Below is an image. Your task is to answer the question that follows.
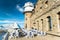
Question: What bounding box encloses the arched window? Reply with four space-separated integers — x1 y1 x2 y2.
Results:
41 19 43 31
26 18 27 20
57 12 60 27
47 16 52 31
37 20 39 30
57 12 60 19
33 22 36 27
25 24 27 29
41 19 43 24
45 0 48 8
45 0 48 5
40 6 42 9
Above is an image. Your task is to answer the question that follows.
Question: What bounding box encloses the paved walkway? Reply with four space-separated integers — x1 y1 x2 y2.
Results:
8 34 60 40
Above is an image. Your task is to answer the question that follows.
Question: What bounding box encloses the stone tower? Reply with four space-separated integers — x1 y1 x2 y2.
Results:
24 2 34 30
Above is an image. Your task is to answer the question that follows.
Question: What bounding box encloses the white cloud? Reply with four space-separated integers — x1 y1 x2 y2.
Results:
0 20 12 23
16 5 24 12
0 20 24 24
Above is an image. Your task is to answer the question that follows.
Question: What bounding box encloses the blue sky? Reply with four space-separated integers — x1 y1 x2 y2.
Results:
0 0 37 28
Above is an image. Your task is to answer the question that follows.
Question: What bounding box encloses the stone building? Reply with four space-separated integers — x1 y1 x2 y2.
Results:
24 0 60 35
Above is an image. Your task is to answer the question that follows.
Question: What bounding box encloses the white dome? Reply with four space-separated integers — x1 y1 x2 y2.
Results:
24 2 34 7
24 2 34 12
